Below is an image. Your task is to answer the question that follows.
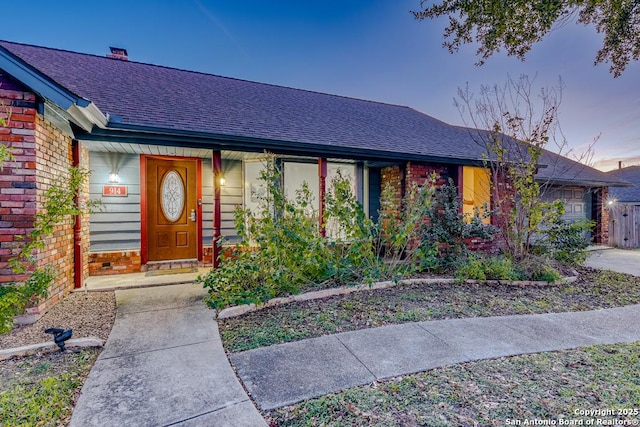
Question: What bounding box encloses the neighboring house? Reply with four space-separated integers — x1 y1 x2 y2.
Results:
606 166 640 247
0 40 627 321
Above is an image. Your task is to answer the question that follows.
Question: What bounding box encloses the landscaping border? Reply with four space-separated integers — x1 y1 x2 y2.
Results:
216 275 579 319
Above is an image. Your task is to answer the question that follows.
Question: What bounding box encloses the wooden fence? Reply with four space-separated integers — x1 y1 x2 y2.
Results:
608 204 640 248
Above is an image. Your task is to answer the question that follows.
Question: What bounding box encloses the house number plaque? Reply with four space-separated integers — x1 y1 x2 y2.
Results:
102 185 128 197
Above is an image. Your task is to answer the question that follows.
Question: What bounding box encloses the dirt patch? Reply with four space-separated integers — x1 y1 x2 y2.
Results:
0 290 116 351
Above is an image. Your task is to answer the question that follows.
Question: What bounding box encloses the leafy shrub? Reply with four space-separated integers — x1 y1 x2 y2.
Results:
543 218 593 266
0 167 100 334
199 158 331 309
0 267 55 333
455 255 520 281
199 157 437 310
376 178 437 275
323 170 379 285
516 256 562 282
422 179 497 270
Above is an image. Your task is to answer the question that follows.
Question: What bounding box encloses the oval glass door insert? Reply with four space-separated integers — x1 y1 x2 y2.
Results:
160 170 185 222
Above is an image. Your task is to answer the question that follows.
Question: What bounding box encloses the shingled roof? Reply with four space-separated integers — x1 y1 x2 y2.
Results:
606 166 640 202
0 40 626 187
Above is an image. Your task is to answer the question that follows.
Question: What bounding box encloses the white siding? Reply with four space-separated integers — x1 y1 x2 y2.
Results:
89 152 141 251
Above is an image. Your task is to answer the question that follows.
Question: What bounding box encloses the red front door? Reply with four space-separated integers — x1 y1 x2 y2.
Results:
144 157 200 262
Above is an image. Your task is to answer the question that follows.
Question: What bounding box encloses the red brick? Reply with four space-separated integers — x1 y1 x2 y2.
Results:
0 90 24 100
10 113 36 123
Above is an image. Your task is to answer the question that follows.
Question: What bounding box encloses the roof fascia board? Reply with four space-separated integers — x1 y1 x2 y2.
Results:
81 126 488 166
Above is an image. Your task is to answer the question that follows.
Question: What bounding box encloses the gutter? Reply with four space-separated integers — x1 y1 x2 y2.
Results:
83 123 491 167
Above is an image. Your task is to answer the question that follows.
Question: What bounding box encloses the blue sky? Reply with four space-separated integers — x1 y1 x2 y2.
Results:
3 0 639 170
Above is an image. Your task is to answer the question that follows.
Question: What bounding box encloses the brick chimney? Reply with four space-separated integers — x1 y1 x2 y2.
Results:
106 46 128 61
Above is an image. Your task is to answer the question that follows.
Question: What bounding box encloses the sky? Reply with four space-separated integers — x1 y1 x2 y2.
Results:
2 0 639 171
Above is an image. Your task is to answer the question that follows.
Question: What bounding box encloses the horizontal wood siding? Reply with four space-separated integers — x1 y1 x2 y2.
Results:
202 159 241 245
89 152 141 251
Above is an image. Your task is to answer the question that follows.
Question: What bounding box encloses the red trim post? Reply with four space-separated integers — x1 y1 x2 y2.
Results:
212 151 222 268
72 141 83 288
318 158 328 237
196 158 203 261
457 165 464 214
140 155 148 265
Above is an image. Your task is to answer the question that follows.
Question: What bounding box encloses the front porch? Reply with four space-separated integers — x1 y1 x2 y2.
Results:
79 267 211 292
81 140 477 281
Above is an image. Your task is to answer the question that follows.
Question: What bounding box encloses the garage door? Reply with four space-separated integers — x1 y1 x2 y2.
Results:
542 186 592 223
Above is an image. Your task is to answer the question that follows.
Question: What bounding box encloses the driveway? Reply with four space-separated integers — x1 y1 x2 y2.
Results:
585 248 640 276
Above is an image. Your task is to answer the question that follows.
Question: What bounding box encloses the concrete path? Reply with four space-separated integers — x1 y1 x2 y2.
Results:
231 304 640 411
70 283 266 427
585 248 640 276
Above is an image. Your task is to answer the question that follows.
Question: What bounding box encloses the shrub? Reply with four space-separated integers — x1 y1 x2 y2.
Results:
199 157 437 310
0 168 100 334
200 157 331 309
543 218 593 266
376 178 437 275
422 179 497 270
455 255 520 281
516 256 562 282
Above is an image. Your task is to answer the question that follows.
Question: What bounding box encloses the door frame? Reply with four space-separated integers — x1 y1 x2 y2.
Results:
140 154 203 265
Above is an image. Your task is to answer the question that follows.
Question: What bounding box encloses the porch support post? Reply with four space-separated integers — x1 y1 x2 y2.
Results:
457 165 464 215
355 162 364 205
212 151 222 268
318 158 327 237
72 140 83 288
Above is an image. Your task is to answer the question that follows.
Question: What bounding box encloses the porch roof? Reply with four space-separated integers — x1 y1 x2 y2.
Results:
0 40 628 187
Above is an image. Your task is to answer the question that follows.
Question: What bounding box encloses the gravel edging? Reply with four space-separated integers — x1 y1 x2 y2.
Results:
216 275 578 319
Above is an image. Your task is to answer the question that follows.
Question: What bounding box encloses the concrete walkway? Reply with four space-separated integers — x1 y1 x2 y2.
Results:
585 247 640 276
70 283 266 427
231 304 640 411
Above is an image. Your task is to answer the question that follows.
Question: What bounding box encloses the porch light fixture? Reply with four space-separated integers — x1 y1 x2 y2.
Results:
109 171 120 183
219 176 226 186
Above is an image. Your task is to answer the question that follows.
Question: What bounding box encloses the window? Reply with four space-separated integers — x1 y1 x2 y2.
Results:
243 159 359 235
462 166 491 224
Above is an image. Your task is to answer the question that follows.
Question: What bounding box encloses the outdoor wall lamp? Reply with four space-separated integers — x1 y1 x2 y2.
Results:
109 171 120 183
219 176 226 186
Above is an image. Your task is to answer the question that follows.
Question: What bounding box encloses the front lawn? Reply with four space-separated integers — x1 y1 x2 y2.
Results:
219 268 640 352
267 341 640 426
0 350 99 427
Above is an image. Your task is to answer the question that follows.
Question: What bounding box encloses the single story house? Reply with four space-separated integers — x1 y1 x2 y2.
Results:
0 40 626 321
605 166 640 247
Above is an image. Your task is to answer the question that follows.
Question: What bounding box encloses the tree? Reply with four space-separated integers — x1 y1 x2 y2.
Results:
456 75 582 260
413 0 640 77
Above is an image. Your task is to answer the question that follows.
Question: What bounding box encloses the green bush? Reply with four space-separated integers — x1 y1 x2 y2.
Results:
199 158 331 310
199 157 437 310
422 179 497 270
0 168 100 334
543 218 593 266
455 255 520 281
516 256 562 282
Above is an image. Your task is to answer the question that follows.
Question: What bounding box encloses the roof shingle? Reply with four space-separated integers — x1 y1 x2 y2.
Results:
0 40 626 187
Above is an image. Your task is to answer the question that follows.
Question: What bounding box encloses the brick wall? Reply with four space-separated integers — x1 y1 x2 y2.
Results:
0 71 83 323
380 162 501 255
88 251 141 275
22 115 76 321
596 187 609 244
0 73 37 286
